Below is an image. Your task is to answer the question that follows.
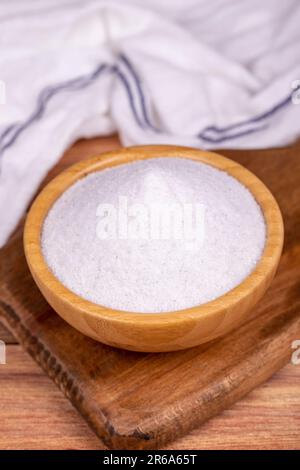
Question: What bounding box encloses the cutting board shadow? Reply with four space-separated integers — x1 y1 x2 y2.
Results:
0 142 300 449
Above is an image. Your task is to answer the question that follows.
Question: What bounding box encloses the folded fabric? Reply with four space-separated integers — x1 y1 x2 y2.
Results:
1 0 300 247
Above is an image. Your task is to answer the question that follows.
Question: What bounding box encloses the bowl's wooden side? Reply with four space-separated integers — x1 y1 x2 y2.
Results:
23 145 284 352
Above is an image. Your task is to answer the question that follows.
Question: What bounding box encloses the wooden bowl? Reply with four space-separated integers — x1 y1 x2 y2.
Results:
24 145 284 352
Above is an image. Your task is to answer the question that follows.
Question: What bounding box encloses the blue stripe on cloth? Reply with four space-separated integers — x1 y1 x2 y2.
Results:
0 124 18 147
119 54 160 132
199 123 269 143
202 94 292 135
0 54 295 161
111 64 145 128
119 54 293 143
0 63 109 157
0 60 150 165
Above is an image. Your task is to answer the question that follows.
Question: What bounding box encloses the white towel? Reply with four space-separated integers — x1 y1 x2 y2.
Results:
1 0 300 247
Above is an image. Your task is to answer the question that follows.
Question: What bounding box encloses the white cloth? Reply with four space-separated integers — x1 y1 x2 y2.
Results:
1 0 300 247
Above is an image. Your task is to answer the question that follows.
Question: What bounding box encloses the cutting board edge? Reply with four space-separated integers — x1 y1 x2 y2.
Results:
1 296 298 450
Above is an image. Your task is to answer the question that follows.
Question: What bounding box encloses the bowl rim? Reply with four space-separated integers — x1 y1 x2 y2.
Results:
24 145 284 327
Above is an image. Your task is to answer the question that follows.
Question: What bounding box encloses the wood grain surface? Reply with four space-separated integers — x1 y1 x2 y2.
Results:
0 323 16 344
0 346 299 450
0 136 300 450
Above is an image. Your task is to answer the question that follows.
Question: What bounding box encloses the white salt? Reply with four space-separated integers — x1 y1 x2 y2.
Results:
41 157 266 313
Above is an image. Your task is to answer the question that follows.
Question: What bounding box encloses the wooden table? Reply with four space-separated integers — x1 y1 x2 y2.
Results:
0 136 299 450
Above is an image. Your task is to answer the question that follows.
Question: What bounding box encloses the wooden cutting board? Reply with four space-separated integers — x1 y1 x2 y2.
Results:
0 137 300 450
